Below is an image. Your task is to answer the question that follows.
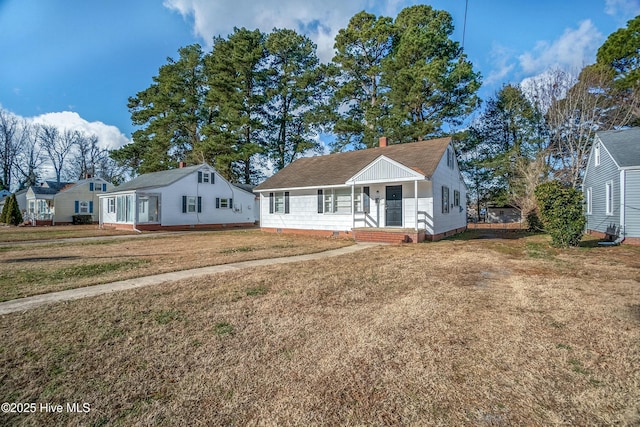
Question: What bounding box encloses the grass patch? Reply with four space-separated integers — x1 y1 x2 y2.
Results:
213 322 234 336
246 286 268 297
155 310 183 325
219 246 256 254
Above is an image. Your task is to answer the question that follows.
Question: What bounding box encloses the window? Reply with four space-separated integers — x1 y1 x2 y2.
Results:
453 190 460 207
322 188 351 214
182 196 201 213
198 171 215 184
116 195 134 222
605 181 613 215
354 186 370 213
442 186 450 214
594 143 601 166
216 198 233 209
75 200 92 214
268 192 289 214
586 187 592 215
107 198 115 213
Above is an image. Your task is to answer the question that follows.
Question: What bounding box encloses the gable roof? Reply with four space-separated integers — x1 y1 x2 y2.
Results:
105 164 207 193
597 128 640 168
254 137 452 191
30 181 74 196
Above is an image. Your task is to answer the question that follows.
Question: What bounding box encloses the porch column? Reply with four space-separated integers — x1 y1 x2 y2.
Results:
414 179 419 231
351 183 355 230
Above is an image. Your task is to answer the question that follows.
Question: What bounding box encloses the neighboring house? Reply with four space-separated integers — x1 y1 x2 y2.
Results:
0 189 27 217
486 205 521 223
25 181 73 225
583 128 640 245
53 177 114 224
253 137 467 243
98 163 257 230
25 178 113 225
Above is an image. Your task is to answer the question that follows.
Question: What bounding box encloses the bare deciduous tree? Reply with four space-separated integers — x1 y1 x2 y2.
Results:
538 65 638 188
39 125 79 184
0 108 24 190
13 121 46 189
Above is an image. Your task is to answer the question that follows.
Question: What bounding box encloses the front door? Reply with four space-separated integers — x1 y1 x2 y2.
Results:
385 185 402 227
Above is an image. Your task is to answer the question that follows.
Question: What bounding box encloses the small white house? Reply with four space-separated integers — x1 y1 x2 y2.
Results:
254 137 467 243
98 163 257 230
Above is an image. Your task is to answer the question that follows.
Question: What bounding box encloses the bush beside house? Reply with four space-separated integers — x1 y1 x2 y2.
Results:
535 181 585 247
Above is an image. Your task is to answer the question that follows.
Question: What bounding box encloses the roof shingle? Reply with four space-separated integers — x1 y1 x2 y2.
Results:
597 128 640 168
255 137 452 190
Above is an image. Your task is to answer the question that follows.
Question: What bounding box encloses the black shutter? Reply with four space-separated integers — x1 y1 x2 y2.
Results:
269 192 274 214
363 186 370 213
317 189 323 213
197 171 202 183
216 197 220 209
229 198 233 209
197 196 202 213
182 196 187 213
284 192 289 214
211 173 215 184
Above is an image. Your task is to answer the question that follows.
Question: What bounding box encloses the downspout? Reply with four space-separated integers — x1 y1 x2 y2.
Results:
619 169 626 244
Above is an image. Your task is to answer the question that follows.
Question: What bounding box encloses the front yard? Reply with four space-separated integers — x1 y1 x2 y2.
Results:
0 229 352 301
0 232 639 425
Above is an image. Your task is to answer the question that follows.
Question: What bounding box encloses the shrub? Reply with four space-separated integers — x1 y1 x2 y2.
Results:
525 210 544 232
0 195 9 223
534 181 585 247
72 214 93 225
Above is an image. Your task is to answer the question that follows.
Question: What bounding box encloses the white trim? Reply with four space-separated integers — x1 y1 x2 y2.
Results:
620 170 626 236
586 187 592 215
255 183 349 193
346 155 425 185
605 180 614 216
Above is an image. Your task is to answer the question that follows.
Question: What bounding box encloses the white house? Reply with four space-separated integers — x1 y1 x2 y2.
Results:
583 128 640 245
98 163 257 231
253 137 467 243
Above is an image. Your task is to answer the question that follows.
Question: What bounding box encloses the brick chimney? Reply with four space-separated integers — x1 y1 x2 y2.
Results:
379 136 388 147
179 161 186 168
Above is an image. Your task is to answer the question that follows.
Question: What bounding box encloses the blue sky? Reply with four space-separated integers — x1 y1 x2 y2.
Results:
0 0 638 150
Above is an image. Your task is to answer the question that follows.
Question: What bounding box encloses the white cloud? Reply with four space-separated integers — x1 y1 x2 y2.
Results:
518 20 603 76
605 0 640 19
162 0 376 62
30 111 131 150
485 44 516 86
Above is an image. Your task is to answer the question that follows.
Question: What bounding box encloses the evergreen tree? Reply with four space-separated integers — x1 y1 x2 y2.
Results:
112 44 209 174
264 29 326 170
204 28 268 183
0 194 10 223
330 11 395 150
3 194 22 225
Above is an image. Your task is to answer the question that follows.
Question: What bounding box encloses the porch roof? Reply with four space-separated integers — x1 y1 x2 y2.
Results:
255 137 450 191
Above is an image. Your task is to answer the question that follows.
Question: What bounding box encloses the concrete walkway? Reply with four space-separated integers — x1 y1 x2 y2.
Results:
0 242 381 315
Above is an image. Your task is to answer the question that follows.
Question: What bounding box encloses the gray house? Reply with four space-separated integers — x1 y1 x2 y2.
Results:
583 128 640 244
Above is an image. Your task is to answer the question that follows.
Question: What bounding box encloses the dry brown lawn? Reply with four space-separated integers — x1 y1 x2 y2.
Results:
1 232 639 426
0 224 138 242
0 229 352 301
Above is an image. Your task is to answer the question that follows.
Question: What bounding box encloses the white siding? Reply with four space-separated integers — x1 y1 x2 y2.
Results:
430 145 467 234
100 167 257 227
